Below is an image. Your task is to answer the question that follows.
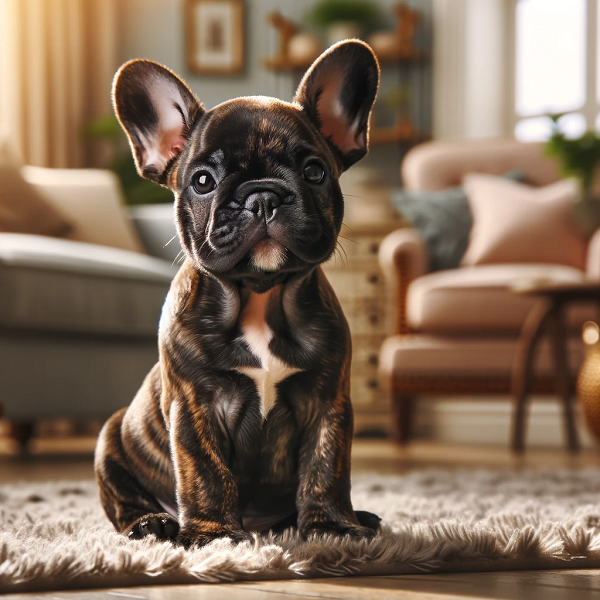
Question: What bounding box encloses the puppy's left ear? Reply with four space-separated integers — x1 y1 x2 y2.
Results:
113 59 204 184
294 40 380 170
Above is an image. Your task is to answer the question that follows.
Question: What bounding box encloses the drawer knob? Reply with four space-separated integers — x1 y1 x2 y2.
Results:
368 354 378 366
369 314 379 325
367 273 379 284
367 379 379 389
369 242 379 254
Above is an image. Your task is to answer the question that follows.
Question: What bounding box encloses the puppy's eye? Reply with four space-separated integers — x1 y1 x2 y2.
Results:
192 171 216 194
303 162 325 184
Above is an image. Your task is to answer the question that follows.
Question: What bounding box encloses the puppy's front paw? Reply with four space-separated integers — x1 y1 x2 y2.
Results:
126 513 179 541
301 521 376 541
176 527 253 549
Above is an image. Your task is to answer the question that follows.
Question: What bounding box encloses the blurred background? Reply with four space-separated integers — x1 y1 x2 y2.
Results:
1 0 600 461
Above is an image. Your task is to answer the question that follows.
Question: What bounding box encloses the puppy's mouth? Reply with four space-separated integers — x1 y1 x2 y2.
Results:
250 238 287 272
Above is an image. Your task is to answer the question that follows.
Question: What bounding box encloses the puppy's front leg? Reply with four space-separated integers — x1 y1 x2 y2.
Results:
296 389 375 541
168 397 249 548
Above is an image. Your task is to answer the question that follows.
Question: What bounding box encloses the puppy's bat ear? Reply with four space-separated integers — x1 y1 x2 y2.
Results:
112 60 204 183
294 40 380 171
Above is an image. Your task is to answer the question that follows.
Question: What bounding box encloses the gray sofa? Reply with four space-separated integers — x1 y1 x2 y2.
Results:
0 166 180 445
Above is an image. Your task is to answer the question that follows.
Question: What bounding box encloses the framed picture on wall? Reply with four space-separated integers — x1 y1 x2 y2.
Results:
185 0 244 75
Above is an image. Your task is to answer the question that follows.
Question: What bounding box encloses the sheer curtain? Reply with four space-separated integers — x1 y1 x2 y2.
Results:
432 0 510 140
0 0 118 167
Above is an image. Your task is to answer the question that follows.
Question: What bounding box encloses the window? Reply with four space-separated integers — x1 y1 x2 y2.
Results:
511 0 596 141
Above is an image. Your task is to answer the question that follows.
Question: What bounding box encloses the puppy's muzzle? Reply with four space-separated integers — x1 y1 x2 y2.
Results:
245 190 281 222
236 179 293 223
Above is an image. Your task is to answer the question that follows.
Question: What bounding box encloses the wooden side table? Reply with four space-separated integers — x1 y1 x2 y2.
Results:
511 281 600 453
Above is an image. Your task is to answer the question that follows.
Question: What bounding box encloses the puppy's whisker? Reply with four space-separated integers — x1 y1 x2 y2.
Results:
172 249 185 267
338 234 357 245
164 235 177 248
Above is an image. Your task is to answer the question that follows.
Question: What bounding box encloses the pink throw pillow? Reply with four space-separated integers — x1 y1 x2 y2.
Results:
461 174 586 271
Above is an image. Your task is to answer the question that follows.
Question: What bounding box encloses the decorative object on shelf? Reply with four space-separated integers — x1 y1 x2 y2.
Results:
370 85 420 144
367 4 429 145
396 2 421 56
262 3 430 148
185 0 244 75
264 13 321 70
577 320 600 442
370 86 428 145
305 0 384 46
368 2 423 61
544 114 600 237
288 32 322 67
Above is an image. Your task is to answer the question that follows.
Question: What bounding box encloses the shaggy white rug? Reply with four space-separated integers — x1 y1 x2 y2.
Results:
3 469 600 593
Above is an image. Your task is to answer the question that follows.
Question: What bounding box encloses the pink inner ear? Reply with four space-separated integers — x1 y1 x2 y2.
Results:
163 129 186 160
316 76 362 154
141 127 186 174
320 112 362 154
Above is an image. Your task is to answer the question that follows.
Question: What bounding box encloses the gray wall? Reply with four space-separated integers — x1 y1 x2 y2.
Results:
119 0 432 186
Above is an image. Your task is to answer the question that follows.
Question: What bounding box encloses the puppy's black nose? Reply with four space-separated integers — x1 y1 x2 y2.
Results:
245 191 282 221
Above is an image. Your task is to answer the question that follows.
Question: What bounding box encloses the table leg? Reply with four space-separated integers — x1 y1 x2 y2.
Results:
511 299 554 452
548 305 580 453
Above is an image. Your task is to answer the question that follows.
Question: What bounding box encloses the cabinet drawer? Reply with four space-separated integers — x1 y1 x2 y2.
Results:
350 373 385 406
325 269 386 300
335 234 385 262
351 335 386 371
344 298 391 335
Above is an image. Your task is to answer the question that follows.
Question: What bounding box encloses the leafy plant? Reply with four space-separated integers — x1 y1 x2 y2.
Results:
544 114 600 236
83 115 173 206
305 0 384 31
544 113 600 200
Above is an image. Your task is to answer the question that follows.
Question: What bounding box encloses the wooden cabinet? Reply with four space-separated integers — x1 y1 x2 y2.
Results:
322 220 402 436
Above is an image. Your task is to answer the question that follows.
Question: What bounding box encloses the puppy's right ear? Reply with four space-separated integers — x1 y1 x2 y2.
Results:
113 60 204 183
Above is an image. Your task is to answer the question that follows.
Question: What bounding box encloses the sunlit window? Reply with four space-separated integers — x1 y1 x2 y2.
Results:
513 0 588 141
515 113 586 142
515 0 585 117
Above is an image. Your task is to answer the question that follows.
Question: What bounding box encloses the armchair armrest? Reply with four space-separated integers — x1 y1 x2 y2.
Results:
379 228 428 334
587 228 600 280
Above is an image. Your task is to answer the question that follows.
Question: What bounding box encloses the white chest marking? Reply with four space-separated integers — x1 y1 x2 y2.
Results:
236 289 301 419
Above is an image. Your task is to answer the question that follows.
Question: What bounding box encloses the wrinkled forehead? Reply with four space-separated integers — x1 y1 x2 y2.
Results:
189 97 326 166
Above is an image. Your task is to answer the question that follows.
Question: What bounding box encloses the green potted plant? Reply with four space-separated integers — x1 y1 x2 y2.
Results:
305 0 384 46
84 115 173 206
544 114 600 237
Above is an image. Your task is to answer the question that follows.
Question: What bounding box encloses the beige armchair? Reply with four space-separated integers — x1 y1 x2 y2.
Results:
378 139 599 447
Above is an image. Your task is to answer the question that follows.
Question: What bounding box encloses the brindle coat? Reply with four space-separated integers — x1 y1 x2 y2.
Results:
94 40 381 547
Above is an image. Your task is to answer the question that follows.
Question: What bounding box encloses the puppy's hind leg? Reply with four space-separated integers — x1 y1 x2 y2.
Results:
95 408 179 541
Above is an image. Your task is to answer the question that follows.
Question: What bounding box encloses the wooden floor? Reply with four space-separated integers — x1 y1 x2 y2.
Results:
3 439 600 599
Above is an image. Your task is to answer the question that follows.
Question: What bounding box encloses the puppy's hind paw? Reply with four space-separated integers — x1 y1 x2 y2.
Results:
126 513 180 541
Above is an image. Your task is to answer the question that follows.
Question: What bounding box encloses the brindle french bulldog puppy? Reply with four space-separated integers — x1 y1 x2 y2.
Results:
94 40 381 548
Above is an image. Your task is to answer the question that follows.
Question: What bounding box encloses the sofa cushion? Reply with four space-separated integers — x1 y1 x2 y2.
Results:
461 175 586 270
0 141 73 237
407 264 596 334
379 334 584 380
21 166 145 253
0 233 176 337
391 170 525 272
